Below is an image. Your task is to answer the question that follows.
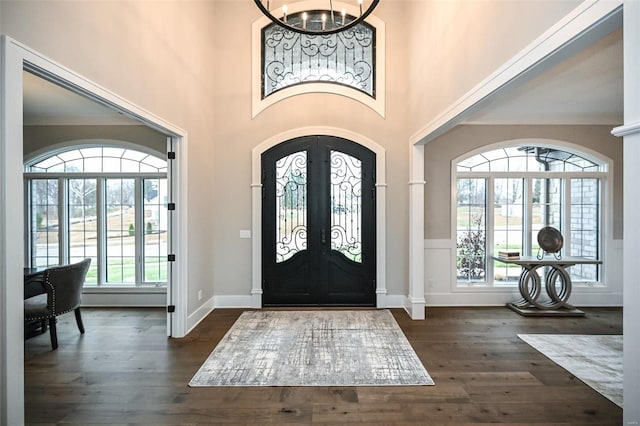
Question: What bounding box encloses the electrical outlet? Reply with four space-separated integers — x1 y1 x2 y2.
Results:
198 290 202 301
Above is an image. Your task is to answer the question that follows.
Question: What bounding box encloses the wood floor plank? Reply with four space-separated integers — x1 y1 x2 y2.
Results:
24 307 623 425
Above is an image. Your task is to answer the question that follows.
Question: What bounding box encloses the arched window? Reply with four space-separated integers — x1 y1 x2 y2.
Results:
24 146 168 288
455 145 606 287
252 0 386 117
262 21 376 98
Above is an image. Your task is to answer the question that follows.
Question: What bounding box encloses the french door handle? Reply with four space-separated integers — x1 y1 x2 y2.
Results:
321 229 326 244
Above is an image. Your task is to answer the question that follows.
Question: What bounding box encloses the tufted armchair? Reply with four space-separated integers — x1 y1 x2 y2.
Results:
24 258 91 350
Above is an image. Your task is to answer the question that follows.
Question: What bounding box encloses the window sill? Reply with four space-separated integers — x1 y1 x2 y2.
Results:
83 287 167 294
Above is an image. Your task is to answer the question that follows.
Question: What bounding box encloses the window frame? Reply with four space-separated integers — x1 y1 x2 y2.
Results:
24 147 168 289
451 142 611 291
251 0 386 118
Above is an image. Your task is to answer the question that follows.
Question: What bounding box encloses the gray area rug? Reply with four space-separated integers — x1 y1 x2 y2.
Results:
518 334 622 407
189 310 434 387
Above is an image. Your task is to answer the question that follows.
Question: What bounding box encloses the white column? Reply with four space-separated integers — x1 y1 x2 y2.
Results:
407 143 426 319
250 183 263 308
612 1 640 423
0 36 26 426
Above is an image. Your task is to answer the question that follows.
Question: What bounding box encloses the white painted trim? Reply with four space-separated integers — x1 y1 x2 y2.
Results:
619 1 640 420
214 295 253 308
424 239 456 249
186 295 215 334
408 144 425 319
251 126 386 308
611 120 640 137
409 0 623 145
211 294 407 309
251 0 386 118
424 291 622 307
1 36 190 424
1 35 26 426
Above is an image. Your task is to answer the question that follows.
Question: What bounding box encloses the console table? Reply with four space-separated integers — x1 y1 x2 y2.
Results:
492 256 602 317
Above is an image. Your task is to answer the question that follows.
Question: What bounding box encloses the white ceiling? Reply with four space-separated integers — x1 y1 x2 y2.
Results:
23 71 140 126
463 28 623 126
22 26 623 127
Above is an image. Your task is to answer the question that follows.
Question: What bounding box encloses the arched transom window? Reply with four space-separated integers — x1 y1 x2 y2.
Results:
24 146 168 288
262 20 375 98
455 145 606 287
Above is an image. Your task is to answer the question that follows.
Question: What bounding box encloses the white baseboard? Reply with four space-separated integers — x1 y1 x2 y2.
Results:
186 295 215 334
208 294 407 309
213 295 253 308
425 290 623 307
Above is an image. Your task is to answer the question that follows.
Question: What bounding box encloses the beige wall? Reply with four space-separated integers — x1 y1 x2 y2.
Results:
424 124 623 240
407 0 581 136
23 125 167 160
210 0 411 296
2 0 608 306
1 0 217 313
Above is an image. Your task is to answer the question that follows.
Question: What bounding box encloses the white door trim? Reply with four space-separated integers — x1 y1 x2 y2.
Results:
1 35 189 425
251 127 387 308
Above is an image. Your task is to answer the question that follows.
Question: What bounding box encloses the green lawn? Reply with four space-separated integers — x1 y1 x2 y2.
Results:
84 258 167 285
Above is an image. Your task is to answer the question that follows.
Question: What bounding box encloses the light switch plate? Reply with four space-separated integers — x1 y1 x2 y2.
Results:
239 230 251 239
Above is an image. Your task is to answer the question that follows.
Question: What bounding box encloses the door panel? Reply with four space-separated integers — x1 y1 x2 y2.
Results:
262 136 375 306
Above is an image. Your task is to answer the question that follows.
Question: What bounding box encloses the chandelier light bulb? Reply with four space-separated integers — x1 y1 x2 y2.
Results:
254 0 379 35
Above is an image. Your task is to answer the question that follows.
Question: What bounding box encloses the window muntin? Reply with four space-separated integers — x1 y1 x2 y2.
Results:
456 178 486 282
29 179 59 269
68 178 98 284
262 20 375 98
456 145 604 287
143 179 168 283
26 147 167 173
25 147 168 288
457 147 602 173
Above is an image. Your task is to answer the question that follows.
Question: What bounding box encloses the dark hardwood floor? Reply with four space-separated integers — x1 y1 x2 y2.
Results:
24 307 623 425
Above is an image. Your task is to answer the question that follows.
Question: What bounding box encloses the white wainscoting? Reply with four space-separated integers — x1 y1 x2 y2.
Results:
424 238 623 307
81 289 167 307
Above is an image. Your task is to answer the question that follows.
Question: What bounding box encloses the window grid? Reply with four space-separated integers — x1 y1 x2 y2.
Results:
25 147 168 288
455 146 605 288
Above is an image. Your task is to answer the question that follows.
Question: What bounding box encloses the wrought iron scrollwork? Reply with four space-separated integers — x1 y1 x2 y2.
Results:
330 151 362 263
262 21 375 98
275 151 307 263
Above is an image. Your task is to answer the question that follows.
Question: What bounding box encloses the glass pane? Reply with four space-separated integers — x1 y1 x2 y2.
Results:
30 179 59 268
276 151 307 263
105 179 136 285
262 22 375 98
143 178 168 283
570 178 600 282
67 179 98 285
330 151 362 263
456 178 486 282
531 178 562 255
493 178 524 284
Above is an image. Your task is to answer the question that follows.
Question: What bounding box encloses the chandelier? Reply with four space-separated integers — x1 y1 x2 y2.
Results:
254 0 379 35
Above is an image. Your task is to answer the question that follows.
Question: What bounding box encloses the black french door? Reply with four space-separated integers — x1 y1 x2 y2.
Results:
262 136 376 306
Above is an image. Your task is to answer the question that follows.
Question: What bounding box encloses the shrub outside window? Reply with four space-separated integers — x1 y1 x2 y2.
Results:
455 146 605 287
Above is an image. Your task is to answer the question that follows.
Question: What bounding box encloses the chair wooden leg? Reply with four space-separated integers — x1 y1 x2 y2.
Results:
40 319 47 334
74 308 85 334
48 317 58 350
